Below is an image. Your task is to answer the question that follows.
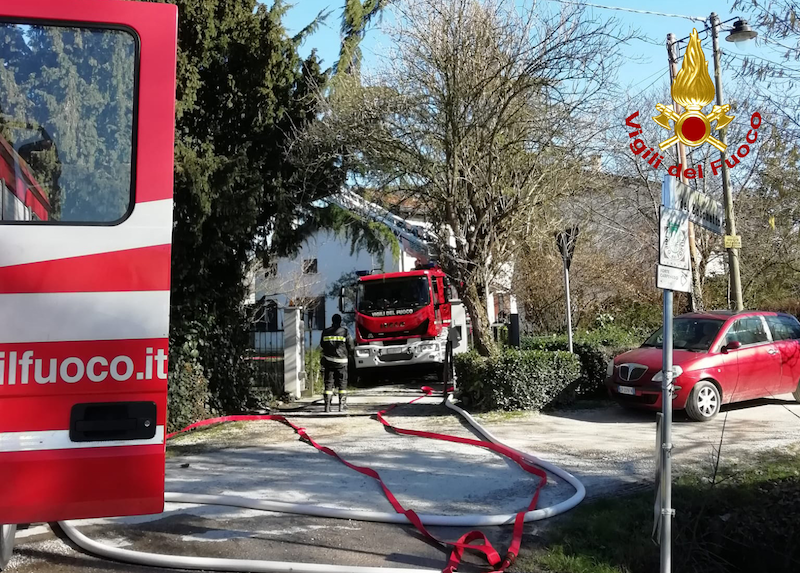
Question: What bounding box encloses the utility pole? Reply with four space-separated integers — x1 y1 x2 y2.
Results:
710 12 744 311
666 33 704 312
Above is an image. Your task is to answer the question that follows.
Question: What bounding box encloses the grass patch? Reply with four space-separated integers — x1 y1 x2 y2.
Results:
512 447 800 573
476 410 531 423
166 421 252 457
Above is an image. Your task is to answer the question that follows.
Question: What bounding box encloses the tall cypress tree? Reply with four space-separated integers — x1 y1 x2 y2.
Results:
163 0 345 412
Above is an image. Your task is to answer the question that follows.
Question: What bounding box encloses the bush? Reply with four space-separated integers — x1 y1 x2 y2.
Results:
521 326 640 398
455 349 581 412
167 355 211 433
305 347 324 395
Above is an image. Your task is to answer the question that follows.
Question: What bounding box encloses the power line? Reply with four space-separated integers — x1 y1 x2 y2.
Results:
547 0 706 23
727 50 800 76
628 67 666 89
630 69 669 100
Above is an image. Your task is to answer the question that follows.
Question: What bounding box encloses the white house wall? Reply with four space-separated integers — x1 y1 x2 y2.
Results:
254 230 401 347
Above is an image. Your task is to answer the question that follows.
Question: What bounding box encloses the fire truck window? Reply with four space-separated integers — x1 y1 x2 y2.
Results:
0 22 136 224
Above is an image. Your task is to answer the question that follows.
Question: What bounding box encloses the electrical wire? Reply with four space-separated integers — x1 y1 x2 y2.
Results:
629 69 669 100
547 0 705 23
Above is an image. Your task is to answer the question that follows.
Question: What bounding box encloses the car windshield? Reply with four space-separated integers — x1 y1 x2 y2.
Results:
642 318 725 351
357 276 430 314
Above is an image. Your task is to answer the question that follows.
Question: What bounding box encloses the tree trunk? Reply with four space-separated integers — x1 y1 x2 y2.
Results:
462 280 497 357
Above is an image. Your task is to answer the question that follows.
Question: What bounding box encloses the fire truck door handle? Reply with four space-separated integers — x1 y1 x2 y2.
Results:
70 402 157 442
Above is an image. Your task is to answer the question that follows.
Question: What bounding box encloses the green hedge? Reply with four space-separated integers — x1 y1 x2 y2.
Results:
454 349 581 411
521 328 639 398
167 355 211 433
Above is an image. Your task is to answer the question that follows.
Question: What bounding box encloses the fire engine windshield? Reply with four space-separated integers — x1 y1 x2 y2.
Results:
357 276 431 314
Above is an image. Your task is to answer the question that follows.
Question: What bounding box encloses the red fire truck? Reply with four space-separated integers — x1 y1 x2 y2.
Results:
1 0 177 567
345 263 461 382
0 134 53 222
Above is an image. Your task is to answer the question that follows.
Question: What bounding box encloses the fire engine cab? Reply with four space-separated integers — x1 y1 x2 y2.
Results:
344 263 467 382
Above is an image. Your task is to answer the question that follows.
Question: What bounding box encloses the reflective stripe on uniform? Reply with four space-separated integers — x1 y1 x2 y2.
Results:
323 356 349 364
324 390 333 395
338 389 347 394
323 336 347 342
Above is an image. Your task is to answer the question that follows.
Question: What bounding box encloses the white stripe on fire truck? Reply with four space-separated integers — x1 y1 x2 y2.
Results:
0 199 173 269
0 426 165 453
0 291 170 344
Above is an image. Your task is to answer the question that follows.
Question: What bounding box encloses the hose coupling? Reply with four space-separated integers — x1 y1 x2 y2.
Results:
500 551 517 569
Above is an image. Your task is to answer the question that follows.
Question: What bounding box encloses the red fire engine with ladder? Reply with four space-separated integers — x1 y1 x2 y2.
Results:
331 190 470 384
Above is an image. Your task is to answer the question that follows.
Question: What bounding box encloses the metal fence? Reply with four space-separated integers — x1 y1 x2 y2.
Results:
249 330 284 393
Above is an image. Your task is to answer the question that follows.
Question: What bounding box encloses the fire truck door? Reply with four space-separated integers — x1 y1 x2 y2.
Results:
0 0 177 525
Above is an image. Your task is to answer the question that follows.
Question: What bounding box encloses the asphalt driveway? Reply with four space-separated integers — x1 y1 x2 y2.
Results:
6 386 800 573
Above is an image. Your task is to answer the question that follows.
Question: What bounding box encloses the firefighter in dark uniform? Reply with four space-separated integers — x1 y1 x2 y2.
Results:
320 314 354 412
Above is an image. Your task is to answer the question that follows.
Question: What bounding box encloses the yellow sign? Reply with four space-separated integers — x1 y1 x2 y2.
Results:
652 30 734 152
724 235 742 249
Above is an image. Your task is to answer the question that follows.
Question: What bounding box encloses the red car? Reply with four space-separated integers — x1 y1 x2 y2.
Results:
606 311 800 421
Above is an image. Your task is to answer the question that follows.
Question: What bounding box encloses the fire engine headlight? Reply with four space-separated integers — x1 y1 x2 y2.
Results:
420 343 438 353
355 349 370 358
652 366 683 382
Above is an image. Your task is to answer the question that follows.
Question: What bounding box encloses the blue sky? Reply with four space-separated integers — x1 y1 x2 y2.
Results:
279 0 788 97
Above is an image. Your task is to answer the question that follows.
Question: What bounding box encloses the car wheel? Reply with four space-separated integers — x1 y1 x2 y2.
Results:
686 381 721 422
0 524 16 570
793 380 800 403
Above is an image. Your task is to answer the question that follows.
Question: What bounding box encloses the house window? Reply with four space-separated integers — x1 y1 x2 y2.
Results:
265 300 279 332
306 297 326 330
302 258 318 274
253 299 279 332
263 261 277 277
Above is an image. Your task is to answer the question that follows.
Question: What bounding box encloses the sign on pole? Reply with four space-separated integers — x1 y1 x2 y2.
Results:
659 208 690 270
657 264 692 293
666 179 725 235
555 226 579 353
555 226 580 269
724 235 742 249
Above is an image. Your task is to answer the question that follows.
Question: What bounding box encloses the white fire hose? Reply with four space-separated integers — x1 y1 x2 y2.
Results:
37 396 585 573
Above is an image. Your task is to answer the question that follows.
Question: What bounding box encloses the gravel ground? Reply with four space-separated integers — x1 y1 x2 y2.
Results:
6 386 800 573
478 393 800 499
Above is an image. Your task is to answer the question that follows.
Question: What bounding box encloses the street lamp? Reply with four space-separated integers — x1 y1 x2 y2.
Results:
667 13 757 314
726 19 758 44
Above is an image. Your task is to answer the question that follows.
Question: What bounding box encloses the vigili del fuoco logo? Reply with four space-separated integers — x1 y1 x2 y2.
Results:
625 29 760 179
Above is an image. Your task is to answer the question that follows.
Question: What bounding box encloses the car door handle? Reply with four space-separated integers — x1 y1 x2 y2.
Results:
768 349 779 355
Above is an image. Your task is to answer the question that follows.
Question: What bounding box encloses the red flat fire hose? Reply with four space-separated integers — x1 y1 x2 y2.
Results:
165 387 547 572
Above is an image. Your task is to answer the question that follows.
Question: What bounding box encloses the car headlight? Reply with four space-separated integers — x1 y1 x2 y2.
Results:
355 349 370 358
606 360 615 378
420 343 438 353
652 366 683 382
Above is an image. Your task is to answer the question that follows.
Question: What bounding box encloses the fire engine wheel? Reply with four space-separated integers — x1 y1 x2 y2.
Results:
0 524 15 570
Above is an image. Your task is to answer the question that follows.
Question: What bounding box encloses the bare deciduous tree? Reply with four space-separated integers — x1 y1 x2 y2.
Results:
293 0 634 354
